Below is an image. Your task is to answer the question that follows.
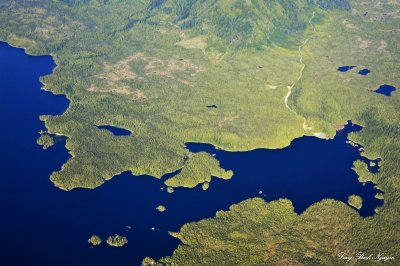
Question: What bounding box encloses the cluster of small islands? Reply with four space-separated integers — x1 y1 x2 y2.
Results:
88 234 128 247
88 205 167 248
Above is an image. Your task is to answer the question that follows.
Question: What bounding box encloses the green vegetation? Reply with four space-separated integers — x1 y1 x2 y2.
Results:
0 0 327 191
106 234 128 247
348 194 363 210
87 235 102 246
142 257 155 266
352 160 378 183
375 193 384 200
153 198 382 265
1 0 399 264
155 0 399 263
164 152 232 188
36 134 54 149
201 182 209 191
156 205 166 212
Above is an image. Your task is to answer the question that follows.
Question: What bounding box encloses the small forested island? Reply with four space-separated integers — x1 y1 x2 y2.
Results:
348 195 363 210
156 205 166 212
36 134 54 150
106 235 128 247
88 235 102 246
201 182 210 191
142 257 155 266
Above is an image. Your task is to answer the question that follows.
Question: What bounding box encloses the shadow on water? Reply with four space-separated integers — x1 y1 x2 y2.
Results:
0 42 383 266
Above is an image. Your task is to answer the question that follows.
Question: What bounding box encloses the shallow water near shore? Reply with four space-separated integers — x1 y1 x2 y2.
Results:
0 42 383 266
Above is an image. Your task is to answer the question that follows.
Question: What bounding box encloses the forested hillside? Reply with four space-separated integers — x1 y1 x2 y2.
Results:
1 0 399 265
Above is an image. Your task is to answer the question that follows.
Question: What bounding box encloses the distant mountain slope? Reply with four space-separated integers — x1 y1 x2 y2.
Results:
59 0 350 48
158 0 351 47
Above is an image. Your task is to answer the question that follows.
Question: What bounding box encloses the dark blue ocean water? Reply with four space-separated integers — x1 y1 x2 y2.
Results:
0 42 383 266
186 121 382 217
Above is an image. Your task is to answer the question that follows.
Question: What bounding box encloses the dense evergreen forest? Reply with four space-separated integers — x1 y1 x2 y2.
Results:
0 0 399 265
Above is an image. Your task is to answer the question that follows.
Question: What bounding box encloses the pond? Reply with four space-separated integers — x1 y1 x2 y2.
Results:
338 65 357 72
96 125 132 136
0 42 383 266
374 84 396 96
358 68 370 75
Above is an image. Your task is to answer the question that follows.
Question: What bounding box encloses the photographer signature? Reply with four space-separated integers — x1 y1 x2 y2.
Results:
338 252 395 262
